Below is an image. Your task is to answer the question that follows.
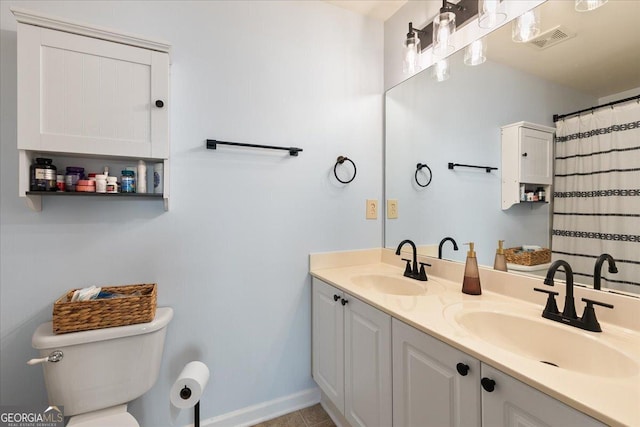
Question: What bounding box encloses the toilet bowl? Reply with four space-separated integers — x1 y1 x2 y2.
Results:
31 307 173 426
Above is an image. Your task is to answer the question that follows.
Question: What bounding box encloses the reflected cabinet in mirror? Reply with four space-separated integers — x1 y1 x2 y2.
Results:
384 0 640 293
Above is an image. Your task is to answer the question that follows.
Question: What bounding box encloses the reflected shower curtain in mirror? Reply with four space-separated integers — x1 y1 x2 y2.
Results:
552 101 640 293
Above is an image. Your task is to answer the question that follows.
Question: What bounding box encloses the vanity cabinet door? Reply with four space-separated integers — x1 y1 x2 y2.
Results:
480 364 605 427
392 319 480 427
312 279 345 412
344 294 392 427
17 23 169 159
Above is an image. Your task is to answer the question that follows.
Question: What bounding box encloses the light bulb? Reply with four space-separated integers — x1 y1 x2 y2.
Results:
512 9 540 43
464 39 486 66
478 0 506 29
403 33 421 74
433 11 456 57
432 59 450 82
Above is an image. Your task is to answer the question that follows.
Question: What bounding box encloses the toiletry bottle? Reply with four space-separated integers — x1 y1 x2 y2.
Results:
493 240 507 271
462 242 481 295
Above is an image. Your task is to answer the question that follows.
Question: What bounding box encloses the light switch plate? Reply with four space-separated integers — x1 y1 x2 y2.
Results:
387 199 398 219
366 199 378 219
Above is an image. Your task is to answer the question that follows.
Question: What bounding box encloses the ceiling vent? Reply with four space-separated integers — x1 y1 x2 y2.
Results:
527 25 576 50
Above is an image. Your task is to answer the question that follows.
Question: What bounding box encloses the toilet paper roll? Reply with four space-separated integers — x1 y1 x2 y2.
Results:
170 361 210 409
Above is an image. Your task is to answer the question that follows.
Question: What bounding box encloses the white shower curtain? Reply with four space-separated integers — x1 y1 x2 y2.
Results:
553 100 640 293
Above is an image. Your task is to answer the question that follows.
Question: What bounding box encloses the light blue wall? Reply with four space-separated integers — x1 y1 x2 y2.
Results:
385 51 597 266
0 1 383 425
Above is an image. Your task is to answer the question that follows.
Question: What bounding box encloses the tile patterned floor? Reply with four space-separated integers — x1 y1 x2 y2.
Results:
251 403 335 427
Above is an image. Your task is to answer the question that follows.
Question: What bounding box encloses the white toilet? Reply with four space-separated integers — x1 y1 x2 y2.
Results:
31 307 173 427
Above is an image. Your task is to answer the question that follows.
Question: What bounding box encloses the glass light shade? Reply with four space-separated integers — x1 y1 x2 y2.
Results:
403 33 421 74
433 11 456 57
478 0 506 29
575 0 608 11
432 59 450 82
512 9 540 43
464 39 486 66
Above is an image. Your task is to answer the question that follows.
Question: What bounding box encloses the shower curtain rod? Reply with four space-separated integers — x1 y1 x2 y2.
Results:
553 94 640 122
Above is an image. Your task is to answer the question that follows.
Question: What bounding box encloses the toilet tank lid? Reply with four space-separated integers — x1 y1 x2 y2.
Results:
32 307 173 349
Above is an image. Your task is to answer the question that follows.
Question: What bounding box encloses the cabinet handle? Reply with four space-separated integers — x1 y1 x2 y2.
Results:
456 363 469 376
522 152 528 157
481 377 496 392
155 100 165 108
333 294 341 302
341 298 349 306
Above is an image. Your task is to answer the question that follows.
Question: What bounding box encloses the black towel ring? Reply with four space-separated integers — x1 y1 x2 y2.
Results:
415 163 432 188
334 156 357 184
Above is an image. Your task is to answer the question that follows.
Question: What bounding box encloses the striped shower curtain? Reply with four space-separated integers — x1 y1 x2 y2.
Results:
552 100 640 294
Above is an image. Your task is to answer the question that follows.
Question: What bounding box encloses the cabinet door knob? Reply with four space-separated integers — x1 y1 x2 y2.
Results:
481 377 496 392
155 100 165 108
456 363 469 376
341 298 348 306
333 294 340 302
522 152 528 157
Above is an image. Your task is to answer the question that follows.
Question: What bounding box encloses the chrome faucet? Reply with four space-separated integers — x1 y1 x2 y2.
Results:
534 260 613 332
438 237 458 259
593 253 618 290
395 239 429 281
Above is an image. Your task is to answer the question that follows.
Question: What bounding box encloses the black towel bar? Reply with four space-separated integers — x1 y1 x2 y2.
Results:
448 162 497 173
206 139 303 156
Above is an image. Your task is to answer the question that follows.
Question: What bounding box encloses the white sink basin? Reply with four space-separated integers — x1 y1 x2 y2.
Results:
351 274 444 296
445 302 638 378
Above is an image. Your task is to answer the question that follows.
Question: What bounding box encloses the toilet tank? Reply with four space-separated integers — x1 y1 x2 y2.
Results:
32 307 173 416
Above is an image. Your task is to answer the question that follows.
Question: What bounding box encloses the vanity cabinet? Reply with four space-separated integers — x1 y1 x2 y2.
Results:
392 318 604 427
501 122 555 210
12 8 171 211
311 279 392 427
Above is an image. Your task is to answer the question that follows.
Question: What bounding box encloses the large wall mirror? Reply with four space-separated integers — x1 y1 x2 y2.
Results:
384 0 640 293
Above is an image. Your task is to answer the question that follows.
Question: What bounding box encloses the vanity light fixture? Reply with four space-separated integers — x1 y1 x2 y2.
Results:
464 38 486 66
403 22 427 74
512 8 541 43
575 0 608 12
433 0 461 57
478 0 506 29
432 58 450 82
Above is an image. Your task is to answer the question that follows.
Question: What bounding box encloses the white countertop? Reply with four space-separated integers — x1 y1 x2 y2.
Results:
309 249 640 427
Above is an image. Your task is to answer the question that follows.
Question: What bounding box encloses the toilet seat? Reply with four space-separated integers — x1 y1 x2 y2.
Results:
66 404 139 427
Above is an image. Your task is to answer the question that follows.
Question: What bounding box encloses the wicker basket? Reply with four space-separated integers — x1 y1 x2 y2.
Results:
52 283 157 334
505 247 551 266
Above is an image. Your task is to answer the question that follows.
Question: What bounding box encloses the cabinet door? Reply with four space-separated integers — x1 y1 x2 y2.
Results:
312 279 344 412
344 295 392 427
393 319 480 427
519 127 552 184
481 364 605 427
17 23 169 159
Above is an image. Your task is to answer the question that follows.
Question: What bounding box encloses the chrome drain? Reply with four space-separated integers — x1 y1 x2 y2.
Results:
540 361 559 367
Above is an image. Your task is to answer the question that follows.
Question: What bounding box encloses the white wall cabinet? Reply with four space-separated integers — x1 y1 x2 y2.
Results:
312 278 392 427
501 122 555 210
392 319 604 427
12 8 171 211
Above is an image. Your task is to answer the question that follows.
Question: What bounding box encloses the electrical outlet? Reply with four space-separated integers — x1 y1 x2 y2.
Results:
366 199 378 220
387 199 398 219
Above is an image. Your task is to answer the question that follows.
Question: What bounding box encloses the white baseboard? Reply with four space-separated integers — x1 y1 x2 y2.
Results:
194 387 321 427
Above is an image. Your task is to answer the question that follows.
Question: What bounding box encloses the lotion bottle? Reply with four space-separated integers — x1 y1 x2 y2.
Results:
462 242 481 295
493 240 508 271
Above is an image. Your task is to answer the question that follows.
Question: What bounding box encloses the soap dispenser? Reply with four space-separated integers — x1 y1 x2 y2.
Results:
462 242 481 295
493 240 508 272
